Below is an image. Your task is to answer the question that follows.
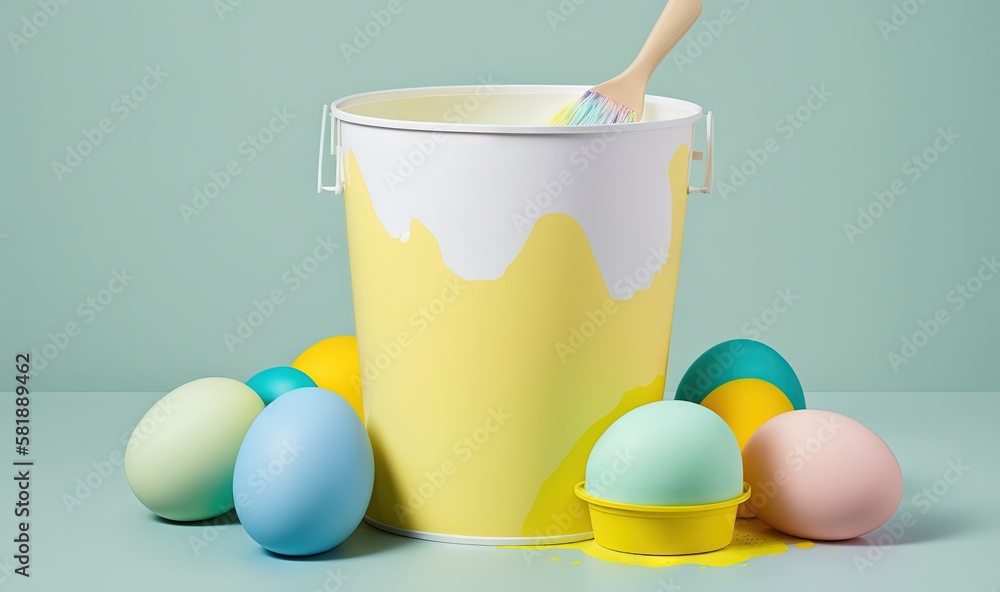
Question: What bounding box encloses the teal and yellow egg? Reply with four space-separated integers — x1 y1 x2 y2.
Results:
672 339 804 451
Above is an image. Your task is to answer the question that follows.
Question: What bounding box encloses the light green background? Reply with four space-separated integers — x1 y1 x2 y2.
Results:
2 0 998 392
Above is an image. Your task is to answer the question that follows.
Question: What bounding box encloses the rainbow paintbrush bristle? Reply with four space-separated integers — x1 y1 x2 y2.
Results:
547 90 640 126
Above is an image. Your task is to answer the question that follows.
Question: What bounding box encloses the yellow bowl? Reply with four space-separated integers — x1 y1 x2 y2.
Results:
575 481 751 555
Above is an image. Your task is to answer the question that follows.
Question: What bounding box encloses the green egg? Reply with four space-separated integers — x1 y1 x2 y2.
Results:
585 400 743 506
124 377 264 521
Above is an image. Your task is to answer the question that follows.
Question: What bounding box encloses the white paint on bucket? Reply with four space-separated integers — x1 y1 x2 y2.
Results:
330 86 705 298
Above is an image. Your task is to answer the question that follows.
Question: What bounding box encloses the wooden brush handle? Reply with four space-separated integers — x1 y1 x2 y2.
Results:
628 0 702 78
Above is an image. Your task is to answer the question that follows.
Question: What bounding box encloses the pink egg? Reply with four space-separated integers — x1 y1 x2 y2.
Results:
743 409 902 540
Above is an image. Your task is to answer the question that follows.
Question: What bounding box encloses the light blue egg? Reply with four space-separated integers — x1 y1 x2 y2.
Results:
233 387 373 556
586 400 742 506
245 366 316 405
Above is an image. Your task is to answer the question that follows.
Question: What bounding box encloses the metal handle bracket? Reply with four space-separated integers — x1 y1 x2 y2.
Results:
317 103 344 194
688 110 714 195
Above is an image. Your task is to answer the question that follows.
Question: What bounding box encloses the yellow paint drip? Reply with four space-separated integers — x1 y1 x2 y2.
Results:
521 377 665 536
508 519 813 568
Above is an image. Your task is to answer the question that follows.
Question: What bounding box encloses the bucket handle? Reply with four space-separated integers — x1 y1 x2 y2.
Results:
687 110 713 195
317 103 344 194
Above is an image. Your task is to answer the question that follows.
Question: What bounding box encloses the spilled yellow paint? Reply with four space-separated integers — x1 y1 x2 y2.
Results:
509 519 814 568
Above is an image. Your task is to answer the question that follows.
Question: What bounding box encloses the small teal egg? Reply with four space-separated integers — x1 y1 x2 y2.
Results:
246 366 316 405
586 400 742 506
673 340 805 409
233 387 374 556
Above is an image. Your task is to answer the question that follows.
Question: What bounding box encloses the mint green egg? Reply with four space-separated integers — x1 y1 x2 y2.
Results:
124 377 264 521
585 400 743 506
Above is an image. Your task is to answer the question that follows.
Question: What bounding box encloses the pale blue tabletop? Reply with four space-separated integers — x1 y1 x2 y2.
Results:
5 391 997 591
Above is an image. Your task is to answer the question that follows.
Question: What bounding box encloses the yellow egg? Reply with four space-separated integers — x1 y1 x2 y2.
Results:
700 378 793 450
291 336 364 421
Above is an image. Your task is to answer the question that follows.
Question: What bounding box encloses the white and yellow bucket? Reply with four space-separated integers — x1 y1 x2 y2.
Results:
317 84 713 545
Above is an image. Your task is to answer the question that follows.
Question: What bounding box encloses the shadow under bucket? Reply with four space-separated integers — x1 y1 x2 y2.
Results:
317 84 713 545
